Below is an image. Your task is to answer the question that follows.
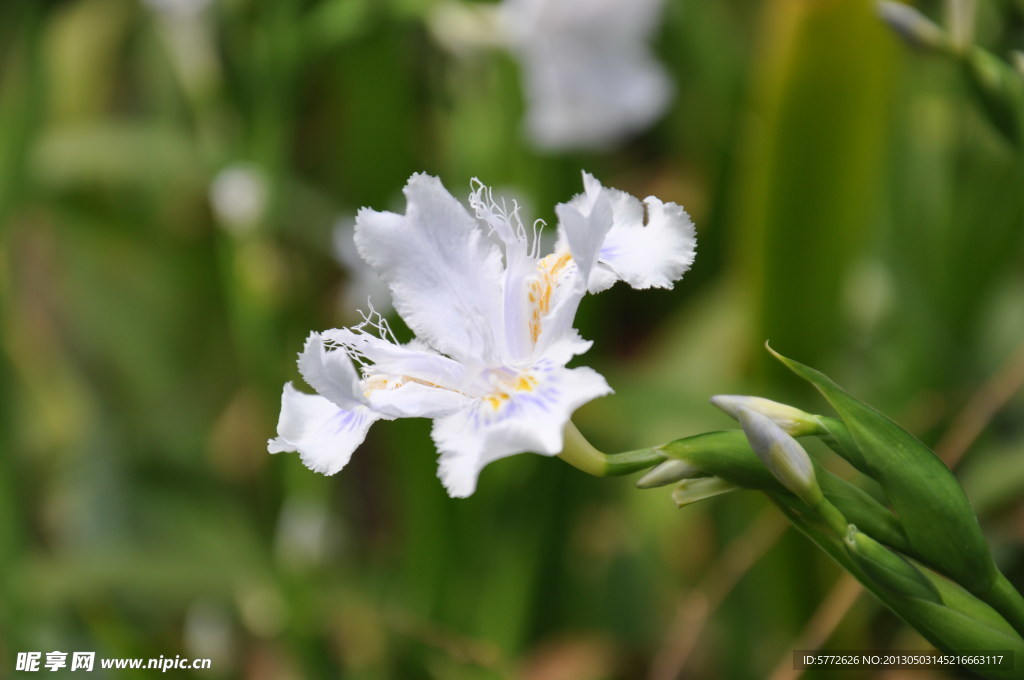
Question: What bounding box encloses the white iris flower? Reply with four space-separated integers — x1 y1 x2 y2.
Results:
428 0 673 151
269 172 696 497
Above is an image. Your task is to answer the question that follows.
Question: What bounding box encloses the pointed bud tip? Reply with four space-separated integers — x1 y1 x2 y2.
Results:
711 395 822 436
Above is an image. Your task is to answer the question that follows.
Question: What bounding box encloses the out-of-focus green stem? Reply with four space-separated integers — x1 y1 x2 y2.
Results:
557 422 664 477
986 573 1024 639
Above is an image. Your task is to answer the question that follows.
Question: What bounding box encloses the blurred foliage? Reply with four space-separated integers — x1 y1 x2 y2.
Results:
1 0 1023 678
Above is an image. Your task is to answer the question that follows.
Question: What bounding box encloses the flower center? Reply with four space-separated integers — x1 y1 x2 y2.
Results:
484 372 539 411
528 251 573 345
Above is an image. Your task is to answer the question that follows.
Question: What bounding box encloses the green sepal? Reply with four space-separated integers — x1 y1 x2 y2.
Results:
671 477 737 507
768 345 998 596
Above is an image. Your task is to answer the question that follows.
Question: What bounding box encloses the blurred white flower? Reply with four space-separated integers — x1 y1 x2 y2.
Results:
269 172 695 497
430 0 675 150
209 163 267 235
429 0 673 150
183 600 234 670
428 2 507 55
144 0 220 103
503 0 673 150
142 0 212 19
273 496 333 569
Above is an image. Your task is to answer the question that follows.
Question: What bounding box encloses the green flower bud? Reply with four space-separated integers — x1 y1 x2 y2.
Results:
845 525 941 603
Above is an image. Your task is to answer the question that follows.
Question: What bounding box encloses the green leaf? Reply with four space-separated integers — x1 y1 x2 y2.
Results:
815 415 870 475
728 0 898 369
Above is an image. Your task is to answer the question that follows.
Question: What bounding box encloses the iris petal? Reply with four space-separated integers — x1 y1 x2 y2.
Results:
268 383 377 475
354 174 505 365
431 363 612 497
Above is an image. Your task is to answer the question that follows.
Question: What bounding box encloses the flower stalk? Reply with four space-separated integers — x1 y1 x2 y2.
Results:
558 421 667 478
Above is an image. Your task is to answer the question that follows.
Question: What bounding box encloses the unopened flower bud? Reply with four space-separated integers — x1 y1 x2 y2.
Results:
735 407 822 506
711 395 823 437
845 525 940 602
671 477 736 508
636 459 703 489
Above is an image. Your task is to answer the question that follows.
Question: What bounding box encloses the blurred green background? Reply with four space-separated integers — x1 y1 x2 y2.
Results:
2 0 1024 678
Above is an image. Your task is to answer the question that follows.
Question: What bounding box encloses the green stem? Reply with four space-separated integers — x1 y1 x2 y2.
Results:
557 422 664 477
986 572 1024 640
810 497 850 538
605 448 666 476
